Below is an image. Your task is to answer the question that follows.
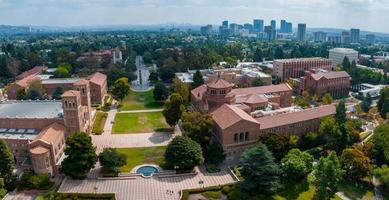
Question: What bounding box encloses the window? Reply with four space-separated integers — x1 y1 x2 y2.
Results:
234 133 238 143
245 132 250 141
239 132 244 142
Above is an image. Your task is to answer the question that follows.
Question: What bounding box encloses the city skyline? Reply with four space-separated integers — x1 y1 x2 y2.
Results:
0 0 389 33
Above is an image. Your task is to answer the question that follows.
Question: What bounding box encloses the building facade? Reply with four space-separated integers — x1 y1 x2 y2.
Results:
297 23 306 41
329 48 358 68
273 57 332 80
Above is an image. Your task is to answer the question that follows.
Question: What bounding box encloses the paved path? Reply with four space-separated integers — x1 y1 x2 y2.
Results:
335 192 351 200
118 109 163 113
59 167 237 200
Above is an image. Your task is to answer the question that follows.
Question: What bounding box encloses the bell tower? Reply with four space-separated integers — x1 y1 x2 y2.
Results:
61 90 83 136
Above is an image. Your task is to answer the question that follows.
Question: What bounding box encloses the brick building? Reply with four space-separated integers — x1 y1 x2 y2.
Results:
0 81 93 175
292 69 350 98
6 72 107 104
273 57 332 81
190 78 336 164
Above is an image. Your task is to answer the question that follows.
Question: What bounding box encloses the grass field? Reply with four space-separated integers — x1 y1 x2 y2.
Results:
116 146 167 172
92 111 108 134
119 90 164 111
112 112 170 134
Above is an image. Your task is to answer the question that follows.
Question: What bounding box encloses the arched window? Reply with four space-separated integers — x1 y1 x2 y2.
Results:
234 133 238 143
239 132 244 142
245 132 250 141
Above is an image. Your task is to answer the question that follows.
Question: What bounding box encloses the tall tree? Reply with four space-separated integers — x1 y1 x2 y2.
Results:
336 99 347 124
153 82 169 102
240 143 282 194
361 94 372 113
342 56 351 69
321 93 333 105
164 136 204 170
52 87 64 100
0 139 15 188
340 148 371 181
148 71 159 85
61 133 98 179
313 152 345 200
172 78 189 104
281 148 313 180
371 124 389 165
192 70 204 88
26 79 45 100
99 148 127 173
162 93 185 127
111 77 130 100
373 165 389 190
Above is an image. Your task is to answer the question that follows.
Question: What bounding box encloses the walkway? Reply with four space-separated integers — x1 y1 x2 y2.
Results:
59 167 237 200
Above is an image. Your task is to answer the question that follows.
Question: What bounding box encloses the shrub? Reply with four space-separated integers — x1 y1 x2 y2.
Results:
222 185 232 194
19 171 53 190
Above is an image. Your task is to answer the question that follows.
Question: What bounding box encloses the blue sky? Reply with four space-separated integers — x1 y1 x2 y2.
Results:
1 0 389 33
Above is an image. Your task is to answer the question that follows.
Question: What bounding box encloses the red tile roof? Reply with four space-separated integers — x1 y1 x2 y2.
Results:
191 85 207 100
61 90 80 97
207 78 233 89
232 83 292 96
212 104 260 130
15 75 40 88
88 72 107 86
311 71 350 81
256 105 336 129
244 94 268 104
16 66 46 80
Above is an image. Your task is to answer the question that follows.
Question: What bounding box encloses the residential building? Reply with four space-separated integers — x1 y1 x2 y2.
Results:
273 57 332 80
243 23 253 33
329 48 358 67
341 31 350 44
327 36 341 44
270 20 276 30
297 24 306 41
292 69 351 98
280 20 292 33
264 26 276 41
314 32 327 42
350 28 360 43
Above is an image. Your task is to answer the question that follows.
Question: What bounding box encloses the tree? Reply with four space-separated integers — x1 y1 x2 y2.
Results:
99 148 127 173
281 148 313 180
339 123 350 151
371 124 389 165
16 89 26 100
377 86 389 118
164 136 204 170
340 148 371 181
61 133 98 179
274 47 284 59
162 93 185 127
111 77 130 100
240 143 282 194
203 142 226 165
153 82 169 102
336 99 347 124
361 94 372 113
313 152 345 200
52 87 64 100
251 77 263 87
192 70 204 88
0 139 15 188
373 165 389 189
148 71 159 84
321 93 333 105
342 56 351 69
53 66 70 78
259 133 291 160
172 78 189 104
26 79 45 100
181 111 214 147
253 48 263 62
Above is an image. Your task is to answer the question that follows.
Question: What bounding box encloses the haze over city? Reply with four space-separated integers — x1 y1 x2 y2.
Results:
1 0 389 33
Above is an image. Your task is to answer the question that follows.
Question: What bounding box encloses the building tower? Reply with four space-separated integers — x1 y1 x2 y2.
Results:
297 23 306 41
203 78 236 112
73 80 92 134
61 90 83 136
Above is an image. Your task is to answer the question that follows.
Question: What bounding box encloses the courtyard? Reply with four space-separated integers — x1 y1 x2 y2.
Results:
118 90 164 111
116 146 166 172
112 111 170 134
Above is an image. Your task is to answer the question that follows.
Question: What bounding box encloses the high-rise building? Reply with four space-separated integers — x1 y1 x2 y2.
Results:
297 23 306 41
350 28 360 43
329 48 359 67
243 23 253 33
280 20 286 33
286 22 292 33
200 24 213 35
327 36 341 44
253 19 264 33
365 34 376 44
222 20 229 27
314 32 327 42
341 31 350 44
264 25 276 41
229 23 240 35
271 20 276 30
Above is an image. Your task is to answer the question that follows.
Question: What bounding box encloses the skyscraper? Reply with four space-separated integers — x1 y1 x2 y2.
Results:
253 19 264 33
265 25 276 41
341 31 350 44
297 23 306 41
222 20 229 27
280 20 286 33
271 20 276 30
200 25 213 35
286 22 292 33
350 28 360 43
365 34 375 44
243 23 253 33
314 32 327 42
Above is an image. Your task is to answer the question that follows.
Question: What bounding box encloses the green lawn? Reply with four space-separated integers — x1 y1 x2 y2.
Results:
119 90 164 111
112 112 170 134
92 111 108 134
116 146 166 172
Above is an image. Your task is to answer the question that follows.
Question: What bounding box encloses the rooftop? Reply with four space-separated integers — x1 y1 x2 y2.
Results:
329 48 358 54
212 104 260 130
0 101 63 118
0 128 40 140
41 78 82 85
274 57 330 63
232 83 292 96
311 71 350 80
88 72 107 86
207 79 233 89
